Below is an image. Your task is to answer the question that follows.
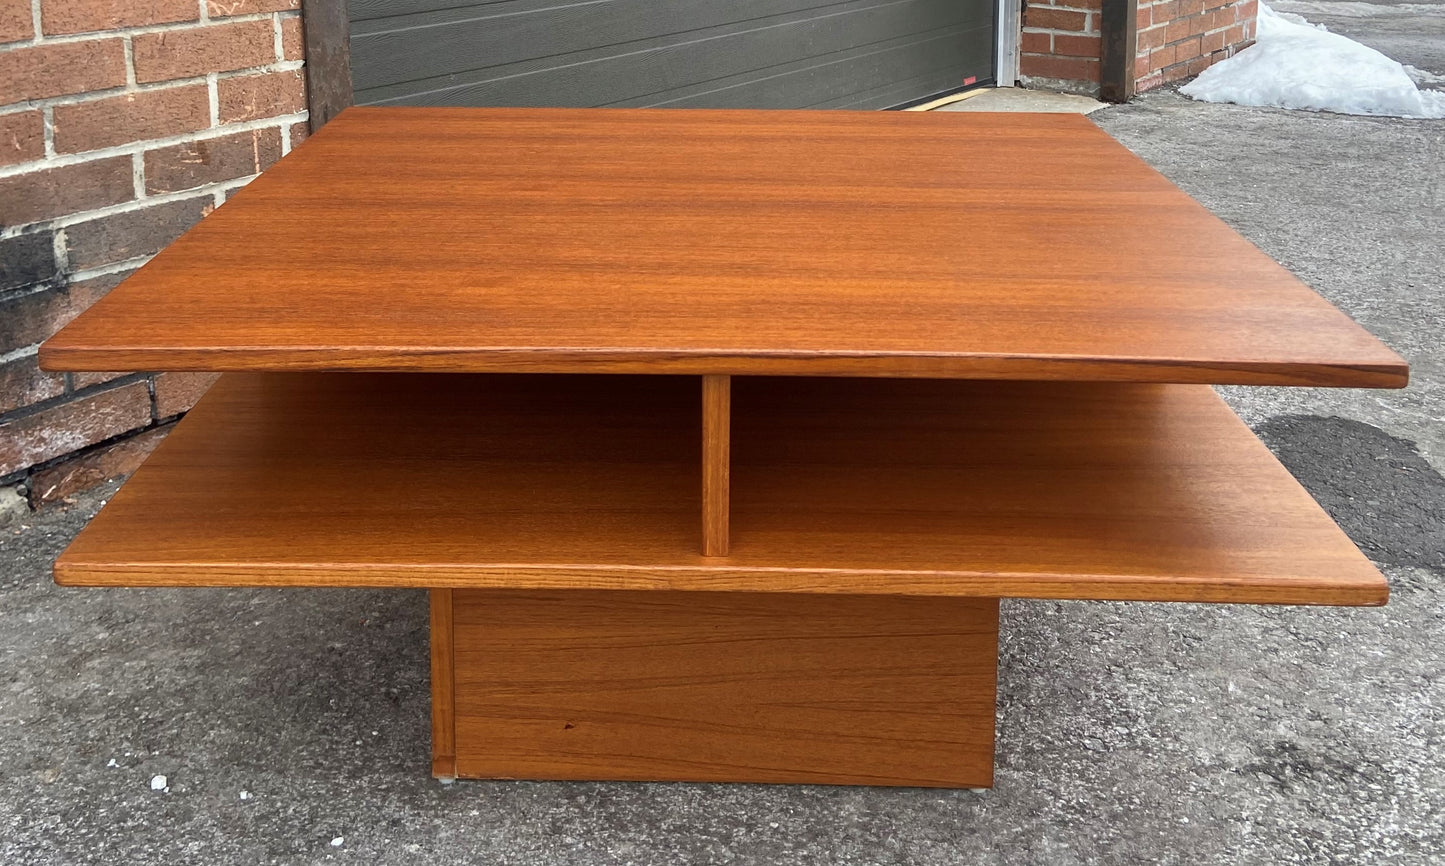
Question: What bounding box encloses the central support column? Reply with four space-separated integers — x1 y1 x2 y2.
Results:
702 374 731 556
436 589 999 787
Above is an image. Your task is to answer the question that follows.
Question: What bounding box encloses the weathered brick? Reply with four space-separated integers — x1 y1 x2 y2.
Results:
145 127 283 194
1021 54 1100 82
1174 35 1203 59
1185 54 1214 75
1136 70 1165 92
1162 60 1192 82
133 20 276 84
0 39 126 103
0 231 57 293
218 69 306 123
207 0 299 15
154 372 220 418
1021 31 1052 54
281 14 304 60
1025 7 1089 31
1150 44 1178 69
53 85 211 154
41 0 196 35
0 380 152 476
0 356 64 413
1138 25 1166 52
0 0 30 43
288 120 310 148
64 196 213 271
1054 34 1101 58
0 271 121 350
1202 30 1226 52
0 156 133 226
1235 1 1258 23
1178 0 1205 17
28 424 169 507
72 369 127 388
0 110 44 168
1137 5 1152 28
1165 17 1193 44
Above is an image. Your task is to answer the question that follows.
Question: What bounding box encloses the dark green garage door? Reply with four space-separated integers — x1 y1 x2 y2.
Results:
347 0 996 110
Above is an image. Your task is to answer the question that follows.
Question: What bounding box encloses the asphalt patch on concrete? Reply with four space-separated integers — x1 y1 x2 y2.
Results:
1256 414 1445 573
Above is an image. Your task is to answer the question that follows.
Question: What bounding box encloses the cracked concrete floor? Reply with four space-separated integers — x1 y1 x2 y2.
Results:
3 92 1443 864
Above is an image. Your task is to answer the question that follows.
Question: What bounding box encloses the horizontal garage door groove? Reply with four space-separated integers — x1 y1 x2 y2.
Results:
350 0 994 109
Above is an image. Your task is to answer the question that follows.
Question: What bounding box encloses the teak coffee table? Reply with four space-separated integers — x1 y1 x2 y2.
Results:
41 108 1408 788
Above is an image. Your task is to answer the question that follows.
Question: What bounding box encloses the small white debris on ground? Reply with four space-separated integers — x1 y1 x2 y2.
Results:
106 759 117 768
149 775 167 792
330 836 345 847
1181 3 1445 118
239 790 251 800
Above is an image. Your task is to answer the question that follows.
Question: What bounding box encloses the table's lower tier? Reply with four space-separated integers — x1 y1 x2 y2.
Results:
432 588 999 787
55 373 1385 605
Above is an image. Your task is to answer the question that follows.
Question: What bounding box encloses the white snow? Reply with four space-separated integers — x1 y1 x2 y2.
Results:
150 774 168 791
239 790 251 800
106 759 118 768
330 837 345 847
1180 3 1445 118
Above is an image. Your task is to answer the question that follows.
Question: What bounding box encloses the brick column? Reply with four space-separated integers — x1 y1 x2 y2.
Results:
0 0 309 511
1020 0 1256 96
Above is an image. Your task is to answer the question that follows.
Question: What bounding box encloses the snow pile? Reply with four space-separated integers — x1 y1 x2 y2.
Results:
1180 3 1445 118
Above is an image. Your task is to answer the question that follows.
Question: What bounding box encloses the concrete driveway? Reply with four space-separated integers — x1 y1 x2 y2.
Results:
2 21 1442 866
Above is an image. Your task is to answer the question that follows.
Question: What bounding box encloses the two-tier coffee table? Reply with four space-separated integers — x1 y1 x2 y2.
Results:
40 108 1408 788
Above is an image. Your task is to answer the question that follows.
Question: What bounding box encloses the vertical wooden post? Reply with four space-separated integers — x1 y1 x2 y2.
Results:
1100 0 1139 103
702 375 731 557
429 588 457 780
302 0 354 132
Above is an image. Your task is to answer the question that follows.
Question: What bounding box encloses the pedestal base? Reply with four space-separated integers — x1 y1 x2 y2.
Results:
431 589 999 787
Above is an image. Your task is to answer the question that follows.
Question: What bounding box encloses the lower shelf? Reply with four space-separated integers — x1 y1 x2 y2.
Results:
55 373 1386 605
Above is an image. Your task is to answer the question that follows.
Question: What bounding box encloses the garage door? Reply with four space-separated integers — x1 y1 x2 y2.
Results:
347 0 996 110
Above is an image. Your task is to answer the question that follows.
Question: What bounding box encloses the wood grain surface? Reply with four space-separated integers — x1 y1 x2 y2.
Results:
448 590 998 786
429 588 457 779
54 373 1388 605
702 374 730 556
40 108 1405 387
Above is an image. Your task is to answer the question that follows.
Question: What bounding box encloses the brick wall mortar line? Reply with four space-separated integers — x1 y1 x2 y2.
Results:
123 37 137 89
0 12 284 53
272 13 284 63
0 163 279 242
131 153 145 200
66 253 156 284
0 417 177 490
0 343 39 365
41 106 54 157
0 60 305 116
207 73 220 127
1023 27 1105 35
0 111 308 185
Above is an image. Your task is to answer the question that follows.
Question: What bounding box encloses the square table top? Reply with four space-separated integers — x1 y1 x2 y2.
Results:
41 107 1406 386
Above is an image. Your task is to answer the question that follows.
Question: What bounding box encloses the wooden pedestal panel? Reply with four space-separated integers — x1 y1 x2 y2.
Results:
432 589 999 787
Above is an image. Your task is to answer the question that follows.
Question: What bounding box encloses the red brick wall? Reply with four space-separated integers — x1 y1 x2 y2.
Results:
1020 0 1104 93
1136 0 1256 90
0 0 308 511
1020 0 1255 95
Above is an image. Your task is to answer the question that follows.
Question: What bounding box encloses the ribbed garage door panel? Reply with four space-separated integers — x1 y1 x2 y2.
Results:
348 0 994 109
